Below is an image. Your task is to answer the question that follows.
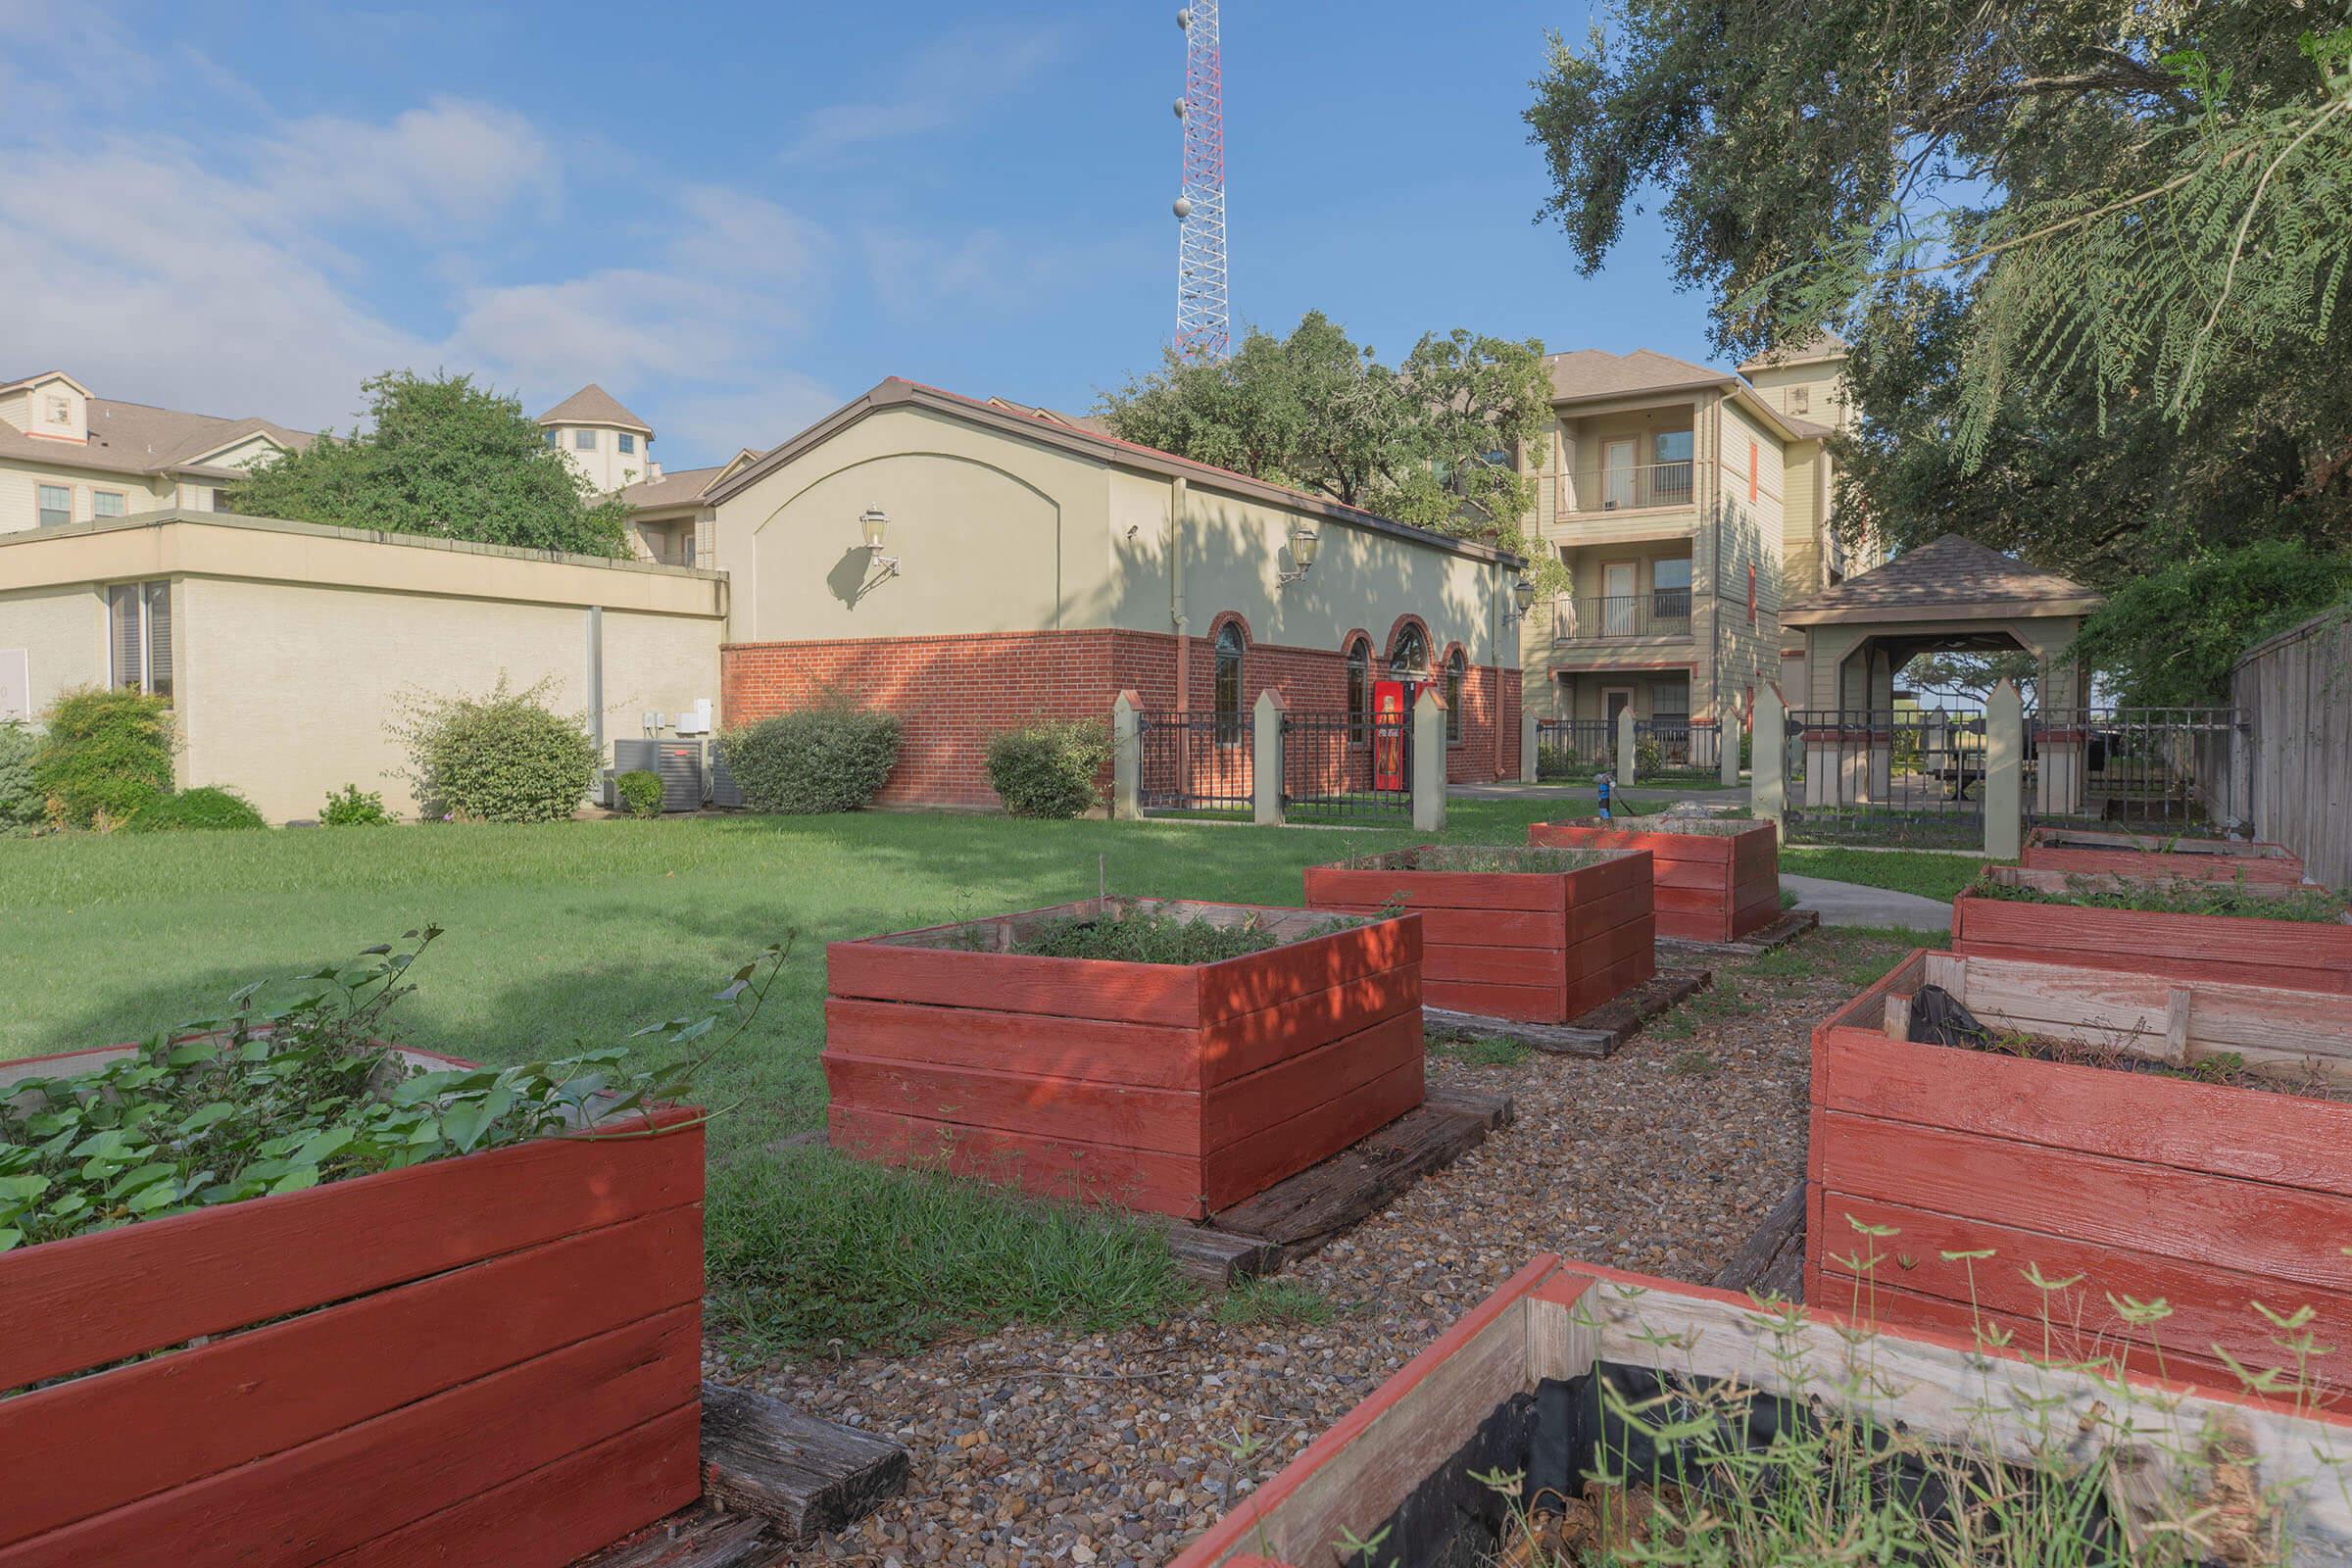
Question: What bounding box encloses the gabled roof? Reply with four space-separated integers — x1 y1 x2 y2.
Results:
1544 348 1737 405
707 378 1526 568
984 396 1112 437
617 448 764 513
0 395 313 481
1739 329 1850 374
0 369 93 397
535 384 652 435
1781 534 2104 626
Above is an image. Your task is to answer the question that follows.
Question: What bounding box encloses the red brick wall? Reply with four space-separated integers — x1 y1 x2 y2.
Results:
720 626 1519 809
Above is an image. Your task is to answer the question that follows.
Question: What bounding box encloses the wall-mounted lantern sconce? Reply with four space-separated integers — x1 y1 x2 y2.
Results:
1505 577 1537 621
1277 520 1320 588
859 507 901 578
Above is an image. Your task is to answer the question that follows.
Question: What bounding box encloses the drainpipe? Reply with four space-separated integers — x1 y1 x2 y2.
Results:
1170 476 1190 708
1492 560 1508 780
1709 396 1724 726
585 605 606 802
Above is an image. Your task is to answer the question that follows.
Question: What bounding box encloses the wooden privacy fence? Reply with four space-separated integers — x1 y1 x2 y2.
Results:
2233 609 2352 887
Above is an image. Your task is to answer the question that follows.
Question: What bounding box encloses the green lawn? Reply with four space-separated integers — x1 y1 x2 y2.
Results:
1780 846 1996 903
0 793 1637 1353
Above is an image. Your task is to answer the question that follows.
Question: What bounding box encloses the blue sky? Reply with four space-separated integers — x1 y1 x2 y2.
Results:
0 1 1713 470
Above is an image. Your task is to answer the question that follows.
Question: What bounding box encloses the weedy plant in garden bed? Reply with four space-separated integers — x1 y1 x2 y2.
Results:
1970 869 2347 923
1953 865 2352 993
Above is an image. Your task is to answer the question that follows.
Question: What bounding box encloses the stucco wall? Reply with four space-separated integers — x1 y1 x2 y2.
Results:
0 583 105 721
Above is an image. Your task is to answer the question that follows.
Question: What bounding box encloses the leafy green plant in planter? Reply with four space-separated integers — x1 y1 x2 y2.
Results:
714 702 902 814
987 717 1112 818
320 783 396 826
0 927 791 1252
124 786 268 833
0 720 42 837
614 768 665 818
388 676 597 823
31 686 174 829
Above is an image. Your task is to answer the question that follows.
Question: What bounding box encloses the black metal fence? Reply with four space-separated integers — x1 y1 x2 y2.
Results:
2028 707 2247 834
1783 708 1988 848
1636 716 1723 778
1137 710 1252 816
1282 710 1413 822
1535 718 1614 779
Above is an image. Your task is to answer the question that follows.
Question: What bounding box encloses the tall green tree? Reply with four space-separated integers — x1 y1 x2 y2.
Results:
1100 314 1559 587
1524 6 2352 697
227 372 634 559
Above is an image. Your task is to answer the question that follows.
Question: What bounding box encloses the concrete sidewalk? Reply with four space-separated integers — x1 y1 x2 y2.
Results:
1781 873 1951 931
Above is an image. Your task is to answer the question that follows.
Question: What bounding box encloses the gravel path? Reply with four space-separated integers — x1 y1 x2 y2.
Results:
712 928 1910 1568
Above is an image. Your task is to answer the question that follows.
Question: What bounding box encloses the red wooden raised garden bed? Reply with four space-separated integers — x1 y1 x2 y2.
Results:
824 898 1423 1219
0 1045 706 1568
1808 948 2352 1395
2022 825 2305 884
1301 845 1653 1023
1526 815 1780 943
1952 865 2352 993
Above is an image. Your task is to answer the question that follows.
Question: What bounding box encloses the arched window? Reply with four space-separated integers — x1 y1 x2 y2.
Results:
1213 621 1246 743
1389 622 1428 678
1345 636 1370 743
1445 648 1467 743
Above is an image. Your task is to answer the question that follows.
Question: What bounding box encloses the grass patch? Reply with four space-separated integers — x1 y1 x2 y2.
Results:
705 1150 1192 1356
1212 1278 1337 1328
1668 1049 1718 1077
1781 846 1990 903
1428 1033 1533 1068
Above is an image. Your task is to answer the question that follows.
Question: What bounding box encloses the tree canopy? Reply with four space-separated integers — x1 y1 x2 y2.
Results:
1098 314 1560 588
1525 6 2352 699
226 372 635 559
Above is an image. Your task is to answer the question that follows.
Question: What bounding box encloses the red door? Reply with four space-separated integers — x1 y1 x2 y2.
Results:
1373 679 1413 790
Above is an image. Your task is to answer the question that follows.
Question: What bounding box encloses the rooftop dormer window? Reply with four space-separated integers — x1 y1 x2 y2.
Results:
46 395 71 425
1788 385 1811 414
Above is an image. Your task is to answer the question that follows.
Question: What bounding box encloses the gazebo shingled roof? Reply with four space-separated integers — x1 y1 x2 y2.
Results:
1781 534 2103 625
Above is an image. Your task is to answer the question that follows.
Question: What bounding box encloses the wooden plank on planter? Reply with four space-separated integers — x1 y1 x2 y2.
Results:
823 1054 1206 1155
573 1501 792 1568
0 1204 704 1548
826 1104 1206 1216
0 1306 703 1568
825 941 1201 1027
1711 1180 1806 1297
0 1110 704 1396
700 1382 911 1544
1200 963 1421 1086
1201 1010 1424 1152
823 997 1201 1089
1205 1058 1427 1211
2023 845 2305 884
1951 890 2352 995
1205 1089 1511 1250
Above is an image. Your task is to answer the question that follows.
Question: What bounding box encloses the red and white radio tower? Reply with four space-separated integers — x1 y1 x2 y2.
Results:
1172 4 1229 360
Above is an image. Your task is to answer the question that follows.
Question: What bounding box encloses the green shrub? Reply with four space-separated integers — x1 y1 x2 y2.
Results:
986 717 1112 818
320 783 395 826
614 768 665 818
124 786 268 833
32 687 174 829
389 678 597 824
715 704 901 814
0 721 41 836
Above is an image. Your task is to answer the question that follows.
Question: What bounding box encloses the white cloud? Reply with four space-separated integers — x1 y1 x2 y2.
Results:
254 97 558 226
781 23 1069 163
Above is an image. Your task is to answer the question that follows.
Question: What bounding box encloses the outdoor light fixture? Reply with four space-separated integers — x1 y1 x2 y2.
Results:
1508 576 1537 620
1278 520 1320 588
858 507 900 578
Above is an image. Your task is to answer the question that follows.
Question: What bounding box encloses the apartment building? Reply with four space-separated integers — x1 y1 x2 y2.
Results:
0 370 312 535
1516 336 1861 729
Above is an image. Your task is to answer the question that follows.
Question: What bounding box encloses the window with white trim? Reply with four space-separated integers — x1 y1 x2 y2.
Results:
37 485 71 527
617 432 636 455
574 429 597 451
110 581 173 701
92 491 125 518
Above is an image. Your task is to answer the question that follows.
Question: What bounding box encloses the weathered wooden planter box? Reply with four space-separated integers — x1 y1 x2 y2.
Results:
1173 1254 2352 1568
1952 865 2352 992
2023 825 2306 884
1301 845 1653 1024
824 899 1423 1219
0 1045 706 1568
1527 815 1780 943
1809 948 2352 1395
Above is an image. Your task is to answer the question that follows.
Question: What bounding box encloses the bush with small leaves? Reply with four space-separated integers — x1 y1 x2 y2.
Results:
715 704 902 815
388 677 598 824
32 686 174 829
986 717 1112 819
320 783 396 827
0 720 42 836
615 768 665 818
125 786 268 833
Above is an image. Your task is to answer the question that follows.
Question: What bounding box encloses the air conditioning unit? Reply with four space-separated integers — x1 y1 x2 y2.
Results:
611 739 704 812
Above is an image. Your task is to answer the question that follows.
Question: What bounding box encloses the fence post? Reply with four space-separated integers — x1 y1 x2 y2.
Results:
1719 710 1740 789
1111 691 1143 821
1412 688 1448 833
1752 683 1787 833
1520 707 1539 785
1616 706 1638 787
1251 689 1286 827
1984 680 2025 858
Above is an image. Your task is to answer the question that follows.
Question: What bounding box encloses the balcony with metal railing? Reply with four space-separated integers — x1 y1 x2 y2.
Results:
1553 590 1693 644
1564 460 1695 515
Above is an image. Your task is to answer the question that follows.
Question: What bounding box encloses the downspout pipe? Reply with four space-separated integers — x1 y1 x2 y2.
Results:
1170 476 1190 709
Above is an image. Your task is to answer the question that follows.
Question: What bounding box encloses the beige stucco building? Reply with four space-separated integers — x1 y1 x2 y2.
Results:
0 370 311 536
1517 336 1870 732
0 511 725 823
